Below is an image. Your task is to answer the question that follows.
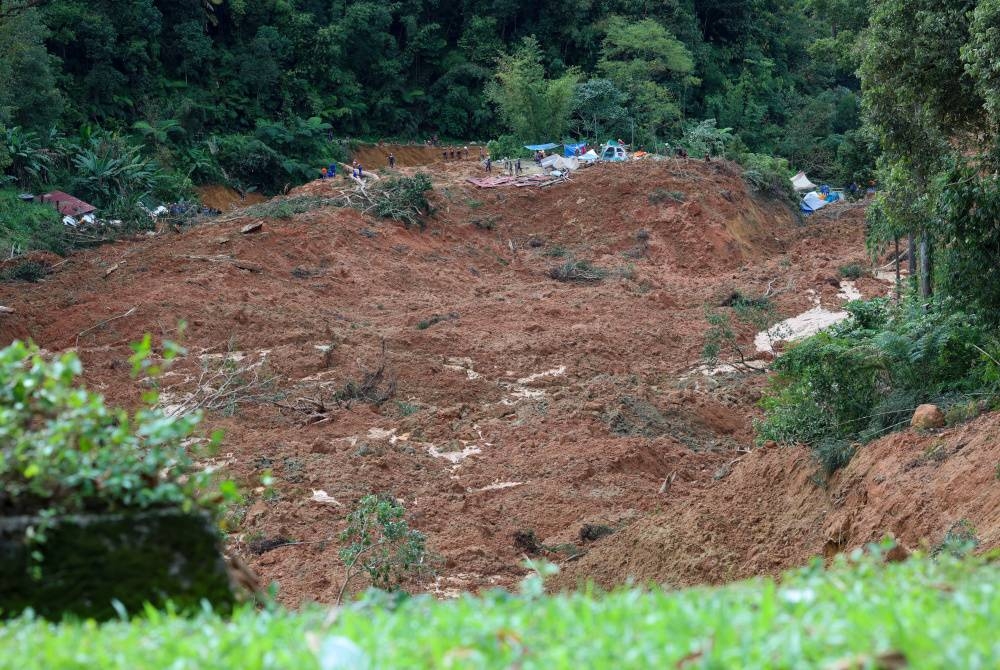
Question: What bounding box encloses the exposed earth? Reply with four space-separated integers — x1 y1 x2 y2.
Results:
2 153 996 606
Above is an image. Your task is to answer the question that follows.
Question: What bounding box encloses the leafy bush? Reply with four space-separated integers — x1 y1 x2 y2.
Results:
679 118 733 158
757 298 999 472
739 153 797 203
371 173 433 229
337 494 428 603
839 263 866 279
0 260 47 282
0 339 227 521
1 552 999 668
486 134 530 160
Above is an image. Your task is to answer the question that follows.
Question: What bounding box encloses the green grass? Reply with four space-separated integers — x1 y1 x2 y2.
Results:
1 553 998 668
0 189 68 255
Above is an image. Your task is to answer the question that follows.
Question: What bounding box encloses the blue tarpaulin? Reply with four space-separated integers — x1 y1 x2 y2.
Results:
524 143 559 151
563 142 587 157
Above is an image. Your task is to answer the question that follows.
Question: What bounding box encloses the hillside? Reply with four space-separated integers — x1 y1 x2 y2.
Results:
2 158 991 604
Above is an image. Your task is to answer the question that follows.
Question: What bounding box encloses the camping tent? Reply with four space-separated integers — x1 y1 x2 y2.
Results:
800 191 829 213
791 172 817 191
600 141 628 162
579 149 599 163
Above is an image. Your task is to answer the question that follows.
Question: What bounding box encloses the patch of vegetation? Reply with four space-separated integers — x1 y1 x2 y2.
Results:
471 215 499 230
739 152 797 204
548 257 609 283
337 494 428 604
2 552 999 667
703 292 779 371
756 298 1000 473
604 396 669 437
933 520 981 559
416 312 458 330
838 263 867 280
579 524 614 542
333 341 397 407
243 196 327 219
0 340 234 580
395 401 420 417
0 189 68 256
372 174 433 230
543 244 569 258
0 260 48 282
647 188 686 205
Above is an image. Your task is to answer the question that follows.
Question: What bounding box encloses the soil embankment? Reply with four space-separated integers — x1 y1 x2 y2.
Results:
3 159 989 605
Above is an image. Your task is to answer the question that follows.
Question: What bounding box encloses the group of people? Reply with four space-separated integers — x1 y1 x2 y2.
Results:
441 146 469 160
319 163 338 179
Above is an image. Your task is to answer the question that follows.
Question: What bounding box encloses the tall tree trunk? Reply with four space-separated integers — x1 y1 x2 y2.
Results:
894 236 901 301
919 228 932 299
908 232 917 291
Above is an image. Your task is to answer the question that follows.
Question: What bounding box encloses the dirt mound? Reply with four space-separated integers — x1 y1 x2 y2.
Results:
0 160 911 606
197 185 267 211
351 143 480 169
556 412 1000 590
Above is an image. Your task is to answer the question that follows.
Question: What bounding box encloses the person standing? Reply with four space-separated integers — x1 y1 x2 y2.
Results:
388 153 396 168
515 158 522 175
329 163 337 178
485 156 492 173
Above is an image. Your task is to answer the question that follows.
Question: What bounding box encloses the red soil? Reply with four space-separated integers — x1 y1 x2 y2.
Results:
3 159 988 605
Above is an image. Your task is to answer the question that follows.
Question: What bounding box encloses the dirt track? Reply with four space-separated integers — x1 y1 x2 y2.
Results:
2 159 993 605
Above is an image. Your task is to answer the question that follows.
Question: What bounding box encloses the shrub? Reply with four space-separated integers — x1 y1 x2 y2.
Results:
839 263 866 279
756 298 998 472
337 494 428 603
0 260 47 282
372 173 433 229
0 340 224 515
648 189 685 205
739 153 797 204
549 257 608 282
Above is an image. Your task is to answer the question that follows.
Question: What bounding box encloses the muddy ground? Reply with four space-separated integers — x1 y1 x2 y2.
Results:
2 158 994 606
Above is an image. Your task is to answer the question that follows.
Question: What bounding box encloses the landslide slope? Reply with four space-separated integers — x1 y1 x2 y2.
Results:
0 160 906 604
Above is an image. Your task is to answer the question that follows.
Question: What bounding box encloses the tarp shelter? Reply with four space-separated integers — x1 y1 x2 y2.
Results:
800 191 830 213
40 191 96 217
791 172 817 192
579 149 599 163
563 142 586 157
524 143 559 152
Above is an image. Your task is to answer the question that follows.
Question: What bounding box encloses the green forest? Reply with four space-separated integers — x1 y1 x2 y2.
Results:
0 0 872 205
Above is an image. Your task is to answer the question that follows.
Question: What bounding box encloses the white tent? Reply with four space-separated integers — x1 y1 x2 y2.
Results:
579 149 599 163
791 171 817 191
541 155 581 171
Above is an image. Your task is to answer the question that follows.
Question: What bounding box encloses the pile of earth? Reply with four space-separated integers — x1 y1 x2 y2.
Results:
3 158 973 606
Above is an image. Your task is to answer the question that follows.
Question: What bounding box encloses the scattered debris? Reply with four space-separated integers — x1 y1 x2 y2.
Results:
310 490 343 506
103 263 120 278
659 472 677 494
0 305 13 315
579 524 615 542
241 221 264 234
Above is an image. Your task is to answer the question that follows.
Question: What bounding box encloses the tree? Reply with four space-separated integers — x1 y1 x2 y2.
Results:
597 16 695 144
572 78 628 139
859 0 979 299
0 5 62 131
486 36 580 142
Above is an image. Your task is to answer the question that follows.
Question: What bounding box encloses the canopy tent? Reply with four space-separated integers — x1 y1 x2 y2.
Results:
791 172 817 192
563 142 587 157
524 143 559 152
